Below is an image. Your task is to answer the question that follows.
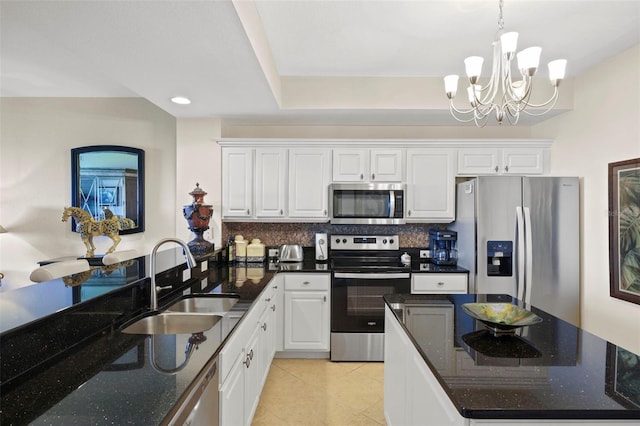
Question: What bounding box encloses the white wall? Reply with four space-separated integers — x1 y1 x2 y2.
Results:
533 45 640 354
175 118 223 249
0 98 177 291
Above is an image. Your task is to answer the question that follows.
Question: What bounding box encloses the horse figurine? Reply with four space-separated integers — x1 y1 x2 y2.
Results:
61 206 135 258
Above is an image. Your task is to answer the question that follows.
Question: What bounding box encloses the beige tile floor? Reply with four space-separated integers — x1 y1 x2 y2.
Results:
252 358 386 426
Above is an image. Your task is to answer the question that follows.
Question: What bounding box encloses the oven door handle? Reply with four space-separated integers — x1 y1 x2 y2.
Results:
333 272 411 279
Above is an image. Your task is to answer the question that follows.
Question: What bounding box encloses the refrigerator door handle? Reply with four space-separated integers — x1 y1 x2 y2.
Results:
523 206 534 304
515 206 526 302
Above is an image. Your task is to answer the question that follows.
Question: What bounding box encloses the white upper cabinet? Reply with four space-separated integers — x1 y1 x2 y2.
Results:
457 147 547 175
222 147 253 218
332 148 403 182
405 148 456 223
289 148 331 219
254 148 288 218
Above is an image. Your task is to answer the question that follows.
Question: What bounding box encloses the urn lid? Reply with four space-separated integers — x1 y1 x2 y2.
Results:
189 183 207 204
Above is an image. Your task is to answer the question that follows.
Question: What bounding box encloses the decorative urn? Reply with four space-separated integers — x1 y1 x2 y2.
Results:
182 183 214 257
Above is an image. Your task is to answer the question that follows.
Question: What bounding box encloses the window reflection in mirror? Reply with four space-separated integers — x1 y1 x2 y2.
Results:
71 146 145 234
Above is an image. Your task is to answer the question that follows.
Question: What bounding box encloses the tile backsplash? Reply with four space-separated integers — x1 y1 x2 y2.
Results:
222 222 447 248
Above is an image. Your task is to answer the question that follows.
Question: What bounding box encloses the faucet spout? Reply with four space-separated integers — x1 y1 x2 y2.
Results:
150 238 197 311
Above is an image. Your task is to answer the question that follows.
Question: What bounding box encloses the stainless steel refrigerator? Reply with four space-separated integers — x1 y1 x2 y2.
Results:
450 176 580 326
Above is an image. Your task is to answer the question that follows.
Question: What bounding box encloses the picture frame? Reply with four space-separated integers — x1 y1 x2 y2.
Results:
608 157 640 305
606 343 640 409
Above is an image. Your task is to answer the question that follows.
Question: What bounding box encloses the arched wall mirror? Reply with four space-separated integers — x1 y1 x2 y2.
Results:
71 145 145 234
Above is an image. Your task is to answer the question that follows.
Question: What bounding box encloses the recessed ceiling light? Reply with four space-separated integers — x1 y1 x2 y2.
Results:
171 96 191 105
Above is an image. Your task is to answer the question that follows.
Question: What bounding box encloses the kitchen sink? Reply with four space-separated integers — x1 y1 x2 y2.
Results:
165 295 239 315
121 312 222 335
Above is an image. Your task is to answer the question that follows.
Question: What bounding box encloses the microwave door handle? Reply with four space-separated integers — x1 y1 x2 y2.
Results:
388 191 395 218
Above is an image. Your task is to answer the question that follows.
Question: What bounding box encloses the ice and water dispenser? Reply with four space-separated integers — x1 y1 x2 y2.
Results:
486 240 513 276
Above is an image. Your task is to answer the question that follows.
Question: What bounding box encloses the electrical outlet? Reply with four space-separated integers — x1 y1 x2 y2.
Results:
268 248 279 258
182 268 191 281
420 250 430 259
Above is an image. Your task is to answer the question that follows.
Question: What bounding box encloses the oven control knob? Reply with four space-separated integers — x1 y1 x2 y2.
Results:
335 238 341 244
382 239 388 245
389 239 394 245
342 238 347 244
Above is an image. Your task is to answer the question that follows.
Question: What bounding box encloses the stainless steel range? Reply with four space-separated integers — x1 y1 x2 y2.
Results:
330 234 411 361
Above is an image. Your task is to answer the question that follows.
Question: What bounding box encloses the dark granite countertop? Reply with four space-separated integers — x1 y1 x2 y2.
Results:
0 246 465 425
385 293 640 420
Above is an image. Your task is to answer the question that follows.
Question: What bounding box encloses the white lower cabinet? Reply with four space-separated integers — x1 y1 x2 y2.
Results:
219 278 279 426
283 273 330 351
412 273 468 294
385 305 466 426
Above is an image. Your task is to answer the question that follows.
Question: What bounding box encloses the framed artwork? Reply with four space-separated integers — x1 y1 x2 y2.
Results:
606 343 640 409
609 157 640 305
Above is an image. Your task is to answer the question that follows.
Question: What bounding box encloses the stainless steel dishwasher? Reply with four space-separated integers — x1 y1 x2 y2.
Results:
163 356 219 425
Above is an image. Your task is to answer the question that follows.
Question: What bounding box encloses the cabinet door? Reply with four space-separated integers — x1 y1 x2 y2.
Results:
406 148 456 222
219 354 245 426
222 148 253 218
289 148 330 218
501 147 546 175
244 326 261 425
257 304 276 389
457 148 500 175
332 148 368 182
254 148 287 218
370 149 404 182
284 291 330 351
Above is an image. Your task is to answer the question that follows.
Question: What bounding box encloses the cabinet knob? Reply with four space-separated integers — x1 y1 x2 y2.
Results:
244 356 251 368
324 210 327 215
494 166 499 172
360 173 364 180
371 173 375 180
249 349 254 360
324 295 327 302
437 282 445 286
262 323 267 331
280 209 283 215
504 165 509 173
303 281 310 285
271 305 276 312
247 209 250 214
265 297 271 302
407 210 411 216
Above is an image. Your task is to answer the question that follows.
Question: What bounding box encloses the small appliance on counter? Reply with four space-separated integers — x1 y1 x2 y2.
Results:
315 233 328 262
429 229 458 266
279 244 303 262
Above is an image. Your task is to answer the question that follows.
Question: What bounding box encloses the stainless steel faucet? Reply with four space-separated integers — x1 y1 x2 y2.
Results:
150 238 196 311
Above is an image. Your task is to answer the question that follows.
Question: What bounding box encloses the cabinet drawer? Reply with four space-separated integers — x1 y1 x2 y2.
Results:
284 273 330 291
412 273 467 294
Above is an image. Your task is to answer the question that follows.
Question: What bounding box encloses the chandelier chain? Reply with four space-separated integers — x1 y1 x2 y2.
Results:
498 0 504 31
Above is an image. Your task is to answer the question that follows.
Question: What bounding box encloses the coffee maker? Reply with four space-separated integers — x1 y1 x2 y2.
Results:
429 229 458 266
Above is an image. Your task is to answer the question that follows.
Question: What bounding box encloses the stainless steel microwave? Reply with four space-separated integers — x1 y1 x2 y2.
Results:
329 183 405 225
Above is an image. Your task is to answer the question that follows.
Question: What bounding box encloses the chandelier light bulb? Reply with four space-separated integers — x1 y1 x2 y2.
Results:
548 59 567 84
517 47 542 75
464 56 484 82
500 32 519 56
444 75 460 98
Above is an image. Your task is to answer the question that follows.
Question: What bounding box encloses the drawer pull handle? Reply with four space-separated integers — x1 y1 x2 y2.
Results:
303 281 310 285
437 282 445 286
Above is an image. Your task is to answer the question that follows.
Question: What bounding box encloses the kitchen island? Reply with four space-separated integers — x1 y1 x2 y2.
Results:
384 294 640 425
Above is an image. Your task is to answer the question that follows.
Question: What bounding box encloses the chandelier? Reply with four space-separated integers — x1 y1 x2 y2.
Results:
444 0 567 126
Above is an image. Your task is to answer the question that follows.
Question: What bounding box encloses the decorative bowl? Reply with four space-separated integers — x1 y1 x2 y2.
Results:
461 303 542 335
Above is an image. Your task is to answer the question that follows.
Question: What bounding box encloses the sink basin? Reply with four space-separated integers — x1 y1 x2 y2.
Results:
165 295 239 315
121 312 222 335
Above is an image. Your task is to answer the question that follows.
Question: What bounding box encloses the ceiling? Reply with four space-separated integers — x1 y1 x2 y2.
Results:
2 0 639 126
